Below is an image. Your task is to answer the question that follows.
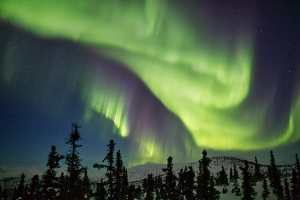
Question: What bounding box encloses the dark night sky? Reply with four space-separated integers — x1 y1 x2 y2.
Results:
0 1 299 169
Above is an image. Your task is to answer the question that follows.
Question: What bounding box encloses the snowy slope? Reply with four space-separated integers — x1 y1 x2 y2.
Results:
0 156 294 200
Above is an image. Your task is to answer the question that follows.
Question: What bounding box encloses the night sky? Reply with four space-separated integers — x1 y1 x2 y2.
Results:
0 1 299 168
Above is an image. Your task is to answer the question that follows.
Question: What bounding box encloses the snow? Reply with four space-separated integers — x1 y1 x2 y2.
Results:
0 156 294 200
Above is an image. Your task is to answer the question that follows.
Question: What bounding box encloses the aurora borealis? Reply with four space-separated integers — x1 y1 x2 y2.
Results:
0 1 299 167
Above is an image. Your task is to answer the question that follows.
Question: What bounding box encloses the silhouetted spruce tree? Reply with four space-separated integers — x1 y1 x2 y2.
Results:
291 168 299 200
284 177 291 200
233 164 239 180
94 179 107 200
241 160 256 200
178 168 185 198
209 175 220 200
233 178 241 196
23 184 29 200
162 156 178 200
121 167 128 198
128 184 135 200
41 145 64 199
0 186 2 199
219 166 229 186
12 186 18 200
143 173 154 200
29 174 40 200
0 185 8 200
154 175 163 200
186 166 195 199
135 185 142 199
262 177 270 200
178 166 195 200
295 154 300 199
269 151 283 199
296 154 300 176
57 172 67 199
254 156 262 182
196 150 220 200
93 139 116 200
230 167 233 182
114 150 124 200
17 173 26 199
65 122 85 200
81 168 91 199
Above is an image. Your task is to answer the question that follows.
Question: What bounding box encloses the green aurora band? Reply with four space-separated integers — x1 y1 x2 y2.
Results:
1 0 299 164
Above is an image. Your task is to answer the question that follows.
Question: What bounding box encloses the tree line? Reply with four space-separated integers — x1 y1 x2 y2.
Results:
0 122 300 200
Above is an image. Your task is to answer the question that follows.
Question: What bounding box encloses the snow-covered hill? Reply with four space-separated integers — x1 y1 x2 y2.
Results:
0 156 295 199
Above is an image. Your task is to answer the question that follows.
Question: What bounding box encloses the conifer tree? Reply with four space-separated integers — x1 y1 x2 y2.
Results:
254 156 261 182
295 154 300 199
12 186 18 200
17 173 26 198
284 177 291 200
128 184 136 200
94 179 107 200
233 164 239 180
1 186 8 200
93 139 116 200
241 160 256 200
115 150 123 200
233 178 241 196
65 122 85 200
269 151 283 199
196 150 220 200
121 167 128 198
29 174 40 200
178 168 185 198
57 172 67 199
23 184 29 199
296 154 300 177
135 185 142 199
178 166 195 200
209 175 220 200
291 168 300 200
154 175 163 200
42 145 64 199
81 168 91 199
143 173 154 200
219 166 229 186
230 167 233 182
162 156 178 200
262 177 270 200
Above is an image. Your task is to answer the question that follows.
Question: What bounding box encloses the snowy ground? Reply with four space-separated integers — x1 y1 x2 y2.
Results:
0 156 293 199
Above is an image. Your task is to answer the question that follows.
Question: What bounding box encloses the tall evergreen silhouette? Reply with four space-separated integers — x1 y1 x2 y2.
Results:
94 179 107 200
65 122 85 200
284 177 291 200
291 154 300 199
196 150 220 200
93 140 116 200
162 156 178 200
219 166 229 186
269 151 283 199
29 174 40 200
254 156 262 182
81 168 91 199
241 160 256 200
41 145 64 199
17 173 26 199
262 176 270 200
178 166 195 199
233 163 239 180
143 173 154 200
